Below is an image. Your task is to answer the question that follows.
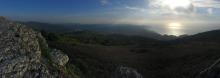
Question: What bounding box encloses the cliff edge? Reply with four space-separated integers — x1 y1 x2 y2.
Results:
0 17 70 78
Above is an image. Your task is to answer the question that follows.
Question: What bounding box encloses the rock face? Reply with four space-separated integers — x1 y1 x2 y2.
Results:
50 49 69 66
113 66 143 78
0 17 69 78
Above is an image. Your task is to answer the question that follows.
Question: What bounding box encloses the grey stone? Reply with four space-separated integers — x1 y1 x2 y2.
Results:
0 17 68 78
50 49 69 66
113 66 143 78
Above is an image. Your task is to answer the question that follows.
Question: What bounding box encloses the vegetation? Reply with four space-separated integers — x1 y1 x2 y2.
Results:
38 28 220 78
37 34 51 60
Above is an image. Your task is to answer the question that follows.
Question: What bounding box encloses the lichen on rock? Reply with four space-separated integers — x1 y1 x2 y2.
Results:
0 17 70 78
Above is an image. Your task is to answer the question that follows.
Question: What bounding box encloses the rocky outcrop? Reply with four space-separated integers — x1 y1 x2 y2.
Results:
0 17 69 78
50 49 69 66
113 66 143 78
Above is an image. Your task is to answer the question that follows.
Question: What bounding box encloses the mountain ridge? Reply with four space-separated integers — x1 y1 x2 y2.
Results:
21 21 178 40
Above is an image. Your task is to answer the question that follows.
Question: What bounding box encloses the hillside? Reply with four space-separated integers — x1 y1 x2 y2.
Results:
40 26 220 78
3 17 220 78
174 29 220 43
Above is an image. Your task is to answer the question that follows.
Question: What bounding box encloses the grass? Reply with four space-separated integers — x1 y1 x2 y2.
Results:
38 33 82 78
40 31 220 78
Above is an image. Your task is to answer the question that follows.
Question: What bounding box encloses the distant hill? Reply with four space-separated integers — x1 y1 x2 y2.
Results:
20 22 71 32
38 23 220 78
173 29 220 43
21 21 177 40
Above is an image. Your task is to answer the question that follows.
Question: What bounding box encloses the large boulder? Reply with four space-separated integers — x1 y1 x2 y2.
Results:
113 66 143 78
50 49 69 66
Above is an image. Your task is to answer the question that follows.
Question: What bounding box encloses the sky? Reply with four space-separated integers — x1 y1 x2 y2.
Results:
0 0 220 35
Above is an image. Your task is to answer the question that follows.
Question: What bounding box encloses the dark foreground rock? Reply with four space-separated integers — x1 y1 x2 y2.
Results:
0 17 70 78
113 66 143 78
198 58 220 78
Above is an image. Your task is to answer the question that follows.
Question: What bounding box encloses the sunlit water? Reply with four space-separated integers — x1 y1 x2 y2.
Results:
148 23 220 36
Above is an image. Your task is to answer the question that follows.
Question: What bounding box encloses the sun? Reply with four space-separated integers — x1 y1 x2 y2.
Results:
161 0 192 9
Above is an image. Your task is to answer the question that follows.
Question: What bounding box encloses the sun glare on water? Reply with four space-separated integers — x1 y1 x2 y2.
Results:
167 22 183 36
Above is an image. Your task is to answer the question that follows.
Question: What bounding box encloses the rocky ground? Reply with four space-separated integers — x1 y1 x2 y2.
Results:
0 17 144 78
0 16 69 78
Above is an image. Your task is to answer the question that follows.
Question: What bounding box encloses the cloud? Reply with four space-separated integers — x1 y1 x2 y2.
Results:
148 0 220 15
193 0 220 8
148 0 194 15
207 8 213 14
125 6 147 12
100 0 109 5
